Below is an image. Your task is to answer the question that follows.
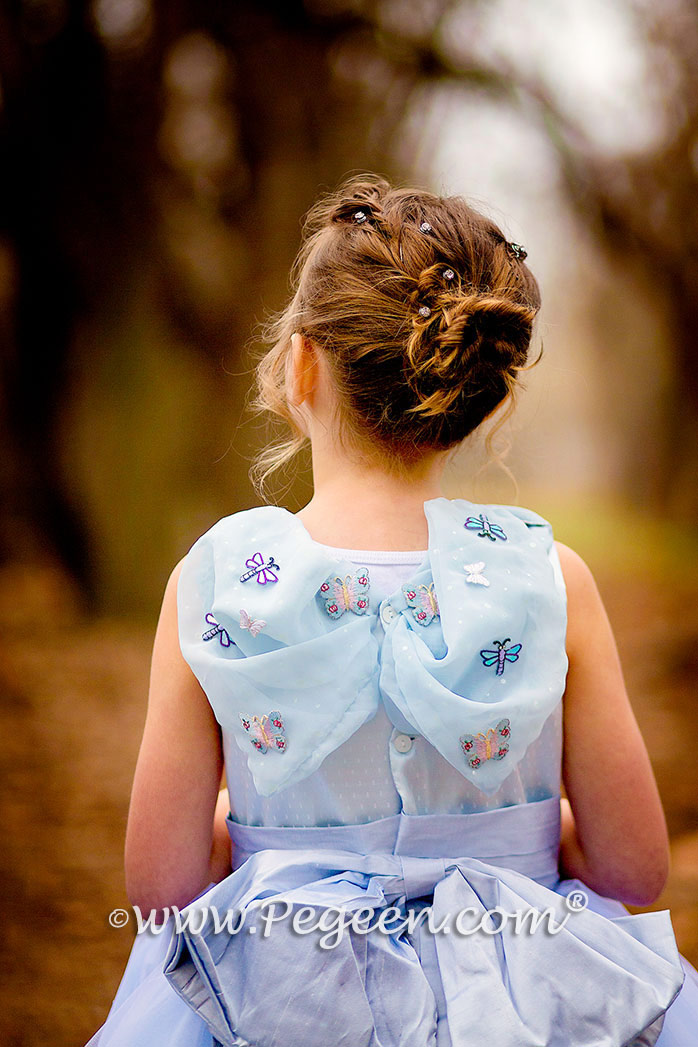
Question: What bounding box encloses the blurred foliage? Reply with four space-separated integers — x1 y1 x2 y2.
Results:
0 0 393 609
2 0 698 611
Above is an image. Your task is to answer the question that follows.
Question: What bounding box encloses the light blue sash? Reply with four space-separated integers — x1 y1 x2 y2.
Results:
163 798 684 1047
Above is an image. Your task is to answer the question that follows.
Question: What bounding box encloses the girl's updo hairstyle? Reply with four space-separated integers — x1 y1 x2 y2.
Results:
251 174 541 490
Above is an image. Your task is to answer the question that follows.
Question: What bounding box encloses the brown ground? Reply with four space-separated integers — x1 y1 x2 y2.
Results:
0 559 696 1047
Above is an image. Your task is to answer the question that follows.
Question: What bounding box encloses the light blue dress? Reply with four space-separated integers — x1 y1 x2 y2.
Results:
86 497 698 1047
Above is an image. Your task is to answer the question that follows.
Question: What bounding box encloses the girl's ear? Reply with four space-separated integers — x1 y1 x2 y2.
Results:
289 333 318 406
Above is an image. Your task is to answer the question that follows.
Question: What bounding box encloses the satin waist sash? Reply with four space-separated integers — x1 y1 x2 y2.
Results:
226 795 562 886
163 797 685 1047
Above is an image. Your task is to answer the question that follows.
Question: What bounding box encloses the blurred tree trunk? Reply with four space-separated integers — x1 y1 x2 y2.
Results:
0 0 393 605
0 0 164 595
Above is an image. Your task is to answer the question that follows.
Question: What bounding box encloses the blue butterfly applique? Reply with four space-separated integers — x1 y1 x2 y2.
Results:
402 583 439 627
239 710 287 754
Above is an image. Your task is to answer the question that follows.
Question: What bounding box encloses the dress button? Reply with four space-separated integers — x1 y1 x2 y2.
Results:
381 604 398 626
393 733 414 754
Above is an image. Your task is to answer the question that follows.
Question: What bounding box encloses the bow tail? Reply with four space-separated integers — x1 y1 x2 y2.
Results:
164 869 439 1047
431 861 685 1047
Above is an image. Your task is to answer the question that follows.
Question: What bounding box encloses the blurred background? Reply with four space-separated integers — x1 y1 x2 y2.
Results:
1 0 697 1043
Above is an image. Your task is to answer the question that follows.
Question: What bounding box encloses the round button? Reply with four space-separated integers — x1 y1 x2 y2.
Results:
393 733 414 754
381 604 398 625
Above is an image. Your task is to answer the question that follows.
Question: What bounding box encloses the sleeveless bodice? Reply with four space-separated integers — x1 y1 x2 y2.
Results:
222 549 564 827
177 497 569 824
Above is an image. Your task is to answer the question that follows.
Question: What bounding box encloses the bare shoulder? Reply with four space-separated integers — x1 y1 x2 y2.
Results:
554 540 597 590
154 556 187 631
553 541 608 655
163 555 186 599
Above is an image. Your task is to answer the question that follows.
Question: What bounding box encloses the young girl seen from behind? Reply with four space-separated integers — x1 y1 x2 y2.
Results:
87 175 698 1047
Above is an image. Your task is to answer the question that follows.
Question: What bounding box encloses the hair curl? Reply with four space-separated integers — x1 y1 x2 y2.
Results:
250 174 541 492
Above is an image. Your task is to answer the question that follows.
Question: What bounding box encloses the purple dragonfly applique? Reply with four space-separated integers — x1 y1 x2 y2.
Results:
240 552 280 585
480 638 522 676
202 613 232 647
464 514 507 542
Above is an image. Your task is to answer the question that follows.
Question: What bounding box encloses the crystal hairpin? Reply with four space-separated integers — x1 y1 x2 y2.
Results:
353 210 369 224
506 241 527 260
418 305 432 318
419 221 432 234
443 268 455 281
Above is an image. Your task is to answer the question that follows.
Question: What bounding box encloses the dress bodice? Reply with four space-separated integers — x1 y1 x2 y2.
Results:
177 497 569 827
222 552 564 827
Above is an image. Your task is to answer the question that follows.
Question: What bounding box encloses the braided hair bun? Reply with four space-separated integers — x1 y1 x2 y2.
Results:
253 175 540 483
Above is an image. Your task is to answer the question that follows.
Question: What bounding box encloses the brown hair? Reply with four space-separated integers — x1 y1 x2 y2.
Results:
251 174 541 492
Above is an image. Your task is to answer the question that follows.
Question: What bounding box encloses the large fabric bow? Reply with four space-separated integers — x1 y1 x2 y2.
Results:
163 846 684 1047
177 499 568 798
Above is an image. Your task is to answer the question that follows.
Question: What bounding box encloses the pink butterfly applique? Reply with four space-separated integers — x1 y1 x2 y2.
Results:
239 608 266 637
318 569 370 619
460 718 511 769
239 710 287 754
402 583 439 627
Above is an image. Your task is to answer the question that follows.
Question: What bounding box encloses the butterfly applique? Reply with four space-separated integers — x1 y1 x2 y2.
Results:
202 613 232 647
240 552 280 585
464 562 489 587
239 711 287 754
460 718 511 769
402 583 440 626
464 514 508 542
480 638 522 676
318 569 370 619
239 608 266 637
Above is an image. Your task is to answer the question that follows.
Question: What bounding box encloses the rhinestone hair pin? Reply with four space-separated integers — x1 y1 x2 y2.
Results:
506 241 527 260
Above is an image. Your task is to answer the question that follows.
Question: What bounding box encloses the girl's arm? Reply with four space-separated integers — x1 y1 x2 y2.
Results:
556 542 670 906
125 560 224 915
209 786 233 883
